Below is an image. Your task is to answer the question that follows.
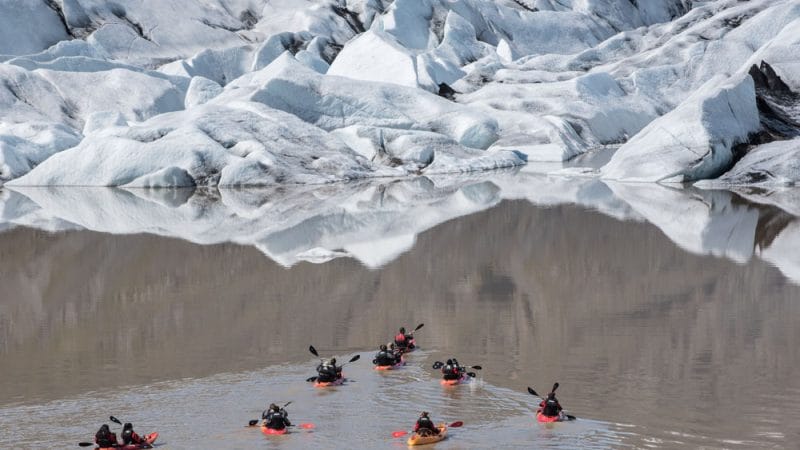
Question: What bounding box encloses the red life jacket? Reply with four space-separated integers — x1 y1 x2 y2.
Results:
395 333 407 343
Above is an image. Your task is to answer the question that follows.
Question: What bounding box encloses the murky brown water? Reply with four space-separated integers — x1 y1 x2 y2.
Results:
1 190 800 448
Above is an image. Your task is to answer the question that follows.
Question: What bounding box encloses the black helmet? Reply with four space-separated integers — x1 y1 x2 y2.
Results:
420 411 429 417
269 403 279 411
400 327 406 333
380 344 387 351
123 423 133 431
99 424 110 433
330 357 337 365
547 392 556 400
446 359 453 365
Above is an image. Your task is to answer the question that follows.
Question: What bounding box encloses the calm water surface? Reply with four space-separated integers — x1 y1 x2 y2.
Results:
1 178 799 449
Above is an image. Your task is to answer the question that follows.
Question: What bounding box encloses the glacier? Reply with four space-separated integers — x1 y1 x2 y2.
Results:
0 0 798 187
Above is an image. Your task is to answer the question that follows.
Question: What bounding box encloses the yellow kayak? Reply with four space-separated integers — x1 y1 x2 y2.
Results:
407 424 447 446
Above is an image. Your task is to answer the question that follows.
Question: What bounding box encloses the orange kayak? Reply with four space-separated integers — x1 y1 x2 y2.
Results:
407 424 447 446
314 377 345 387
261 426 288 435
440 374 468 385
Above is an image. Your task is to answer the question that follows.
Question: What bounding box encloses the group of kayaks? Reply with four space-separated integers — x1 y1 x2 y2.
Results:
81 325 574 448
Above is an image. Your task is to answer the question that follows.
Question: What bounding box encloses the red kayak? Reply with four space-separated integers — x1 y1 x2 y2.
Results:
536 411 570 423
314 376 345 387
98 432 158 450
261 426 288 435
440 374 468 386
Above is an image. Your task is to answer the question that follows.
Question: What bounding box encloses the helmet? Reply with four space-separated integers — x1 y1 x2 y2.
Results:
547 392 556 400
380 344 387 351
99 424 110 433
330 358 337 365
420 411 429 417
269 403 279 411
123 423 133 431
400 327 406 333
446 359 453 365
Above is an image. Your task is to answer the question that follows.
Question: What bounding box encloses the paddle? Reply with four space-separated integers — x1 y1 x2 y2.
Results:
77 443 94 447
247 402 292 427
391 420 463 438
527 385 576 421
410 323 424 334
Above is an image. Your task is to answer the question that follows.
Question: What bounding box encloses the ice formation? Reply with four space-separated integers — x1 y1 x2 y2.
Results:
0 0 797 187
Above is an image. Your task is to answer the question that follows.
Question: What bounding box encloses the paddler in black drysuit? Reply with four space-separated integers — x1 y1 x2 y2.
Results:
316 357 342 382
121 422 144 446
388 342 404 363
374 344 395 366
414 411 440 436
539 392 563 418
94 424 118 448
441 358 464 380
262 403 291 430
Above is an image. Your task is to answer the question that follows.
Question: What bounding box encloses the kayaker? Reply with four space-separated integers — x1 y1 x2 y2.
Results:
539 392 563 417
414 411 439 436
121 422 143 446
95 424 118 448
262 403 292 430
389 343 404 363
394 327 415 350
317 358 342 382
374 344 395 366
441 359 463 380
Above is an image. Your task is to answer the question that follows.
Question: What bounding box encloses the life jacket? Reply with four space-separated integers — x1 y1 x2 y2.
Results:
542 398 561 417
266 411 288 429
375 351 393 365
318 363 338 381
121 428 140 445
415 417 437 434
95 429 117 448
395 333 407 345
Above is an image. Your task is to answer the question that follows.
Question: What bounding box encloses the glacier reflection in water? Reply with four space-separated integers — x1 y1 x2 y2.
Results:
1 173 799 448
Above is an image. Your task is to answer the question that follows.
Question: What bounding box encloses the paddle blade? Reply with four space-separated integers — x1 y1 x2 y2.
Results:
391 431 408 438
78 442 94 447
109 416 122 425
449 421 464 428
552 382 559 393
432 361 443 369
566 414 577 421
306 376 318 382
248 419 259 427
467 372 477 378
471 365 482 370
527 387 540 397
349 354 360 363
414 323 424 331
283 401 292 408
299 423 315 429
309 345 319 357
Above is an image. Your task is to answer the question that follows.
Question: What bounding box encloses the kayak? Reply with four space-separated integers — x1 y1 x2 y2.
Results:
407 424 447 446
536 411 571 423
261 426 288 435
314 376 345 387
440 374 468 386
375 357 405 370
98 432 158 450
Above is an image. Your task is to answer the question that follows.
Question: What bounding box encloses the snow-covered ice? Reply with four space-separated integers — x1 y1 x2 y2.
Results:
0 0 799 187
